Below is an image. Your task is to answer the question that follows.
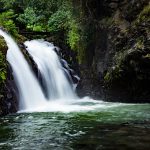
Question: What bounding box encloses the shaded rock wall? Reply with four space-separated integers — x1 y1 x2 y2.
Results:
77 0 150 102
0 36 18 116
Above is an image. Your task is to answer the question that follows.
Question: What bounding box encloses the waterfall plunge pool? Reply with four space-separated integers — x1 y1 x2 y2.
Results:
0 102 150 150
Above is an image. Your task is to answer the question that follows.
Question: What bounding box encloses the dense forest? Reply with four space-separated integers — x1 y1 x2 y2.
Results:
0 0 150 115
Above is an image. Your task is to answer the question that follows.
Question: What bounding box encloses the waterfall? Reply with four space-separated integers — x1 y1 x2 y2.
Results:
0 29 125 113
0 30 46 110
0 29 78 112
24 40 77 100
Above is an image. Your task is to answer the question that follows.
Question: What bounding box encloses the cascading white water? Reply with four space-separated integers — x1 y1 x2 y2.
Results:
0 29 46 110
0 29 125 113
24 40 77 100
0 30 77 111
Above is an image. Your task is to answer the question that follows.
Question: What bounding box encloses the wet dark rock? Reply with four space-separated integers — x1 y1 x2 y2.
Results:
76 0 150 102
0 68 18 116
109 2 118 9
0 35 18 116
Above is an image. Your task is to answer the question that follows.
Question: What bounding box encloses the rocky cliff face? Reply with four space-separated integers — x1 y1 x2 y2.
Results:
0 36 18 116
77 0 150 102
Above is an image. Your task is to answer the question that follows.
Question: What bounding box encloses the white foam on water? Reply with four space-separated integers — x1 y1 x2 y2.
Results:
0 30 127 113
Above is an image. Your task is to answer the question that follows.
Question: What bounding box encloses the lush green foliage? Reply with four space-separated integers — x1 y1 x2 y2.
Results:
67 20 80 50
17 7 45 31
48 9 70 32
0 37 7 85
0 10 18 36
0 51 6 83
0 0 92 63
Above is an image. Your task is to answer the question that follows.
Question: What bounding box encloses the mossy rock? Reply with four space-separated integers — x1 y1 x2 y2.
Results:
0 36 7 54
0 36 7 92
137 4 150 22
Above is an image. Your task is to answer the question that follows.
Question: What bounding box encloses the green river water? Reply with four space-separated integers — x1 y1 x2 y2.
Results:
0 103 150 150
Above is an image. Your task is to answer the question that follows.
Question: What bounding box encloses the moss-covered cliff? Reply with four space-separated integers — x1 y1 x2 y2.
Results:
0 36 7 115
76 0 150 102
0 36 17 116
